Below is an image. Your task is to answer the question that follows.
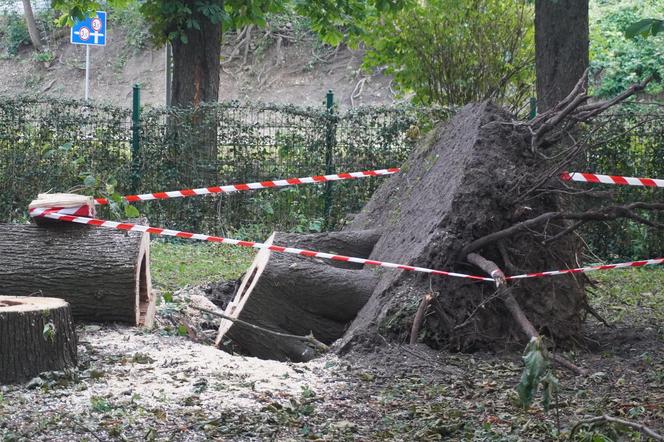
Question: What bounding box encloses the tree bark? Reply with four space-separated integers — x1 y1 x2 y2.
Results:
215 232 378 362
0 296 77 384
535 0 589 112
272 230 381 269
0 223 155 326
21 0 42 52
170 2 221 108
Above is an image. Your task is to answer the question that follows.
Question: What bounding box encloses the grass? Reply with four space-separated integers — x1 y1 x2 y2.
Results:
150 240 256 292
588 267 664 325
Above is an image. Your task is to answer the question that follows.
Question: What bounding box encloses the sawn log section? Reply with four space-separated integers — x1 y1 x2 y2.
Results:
0 223 155 326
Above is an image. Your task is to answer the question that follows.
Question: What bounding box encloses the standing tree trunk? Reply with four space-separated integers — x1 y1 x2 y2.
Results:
170 8 221 108
168 0 222 186
535 0 589 112
0 296 77 384
22 0 42 52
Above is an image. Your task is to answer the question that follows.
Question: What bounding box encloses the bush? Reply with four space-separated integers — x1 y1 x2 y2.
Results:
0 12 30 56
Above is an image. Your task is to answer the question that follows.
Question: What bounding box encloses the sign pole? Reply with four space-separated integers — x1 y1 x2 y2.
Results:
85 45 90 101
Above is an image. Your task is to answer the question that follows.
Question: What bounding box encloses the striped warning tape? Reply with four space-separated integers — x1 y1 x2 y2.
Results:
94 168 400 205
28 207 493 282
92 168 662 206
29 207 664 282
506 258 664 280
561 172 664 188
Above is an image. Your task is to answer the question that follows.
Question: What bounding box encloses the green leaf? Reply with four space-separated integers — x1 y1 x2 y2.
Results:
162 292 174 303
177 324 188 336
83 175 97 187
625 19 664 39
124 205 140 218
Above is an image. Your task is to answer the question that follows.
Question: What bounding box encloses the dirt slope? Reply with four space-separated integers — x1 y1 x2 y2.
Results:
0 26 396 109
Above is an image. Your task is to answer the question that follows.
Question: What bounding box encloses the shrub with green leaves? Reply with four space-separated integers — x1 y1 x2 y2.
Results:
0 11 30 56
361 0 535 111
590 0 664 97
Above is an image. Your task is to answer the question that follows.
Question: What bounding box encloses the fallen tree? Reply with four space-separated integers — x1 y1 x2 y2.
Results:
338 75 653 356
207 75 654 366
0 296 77 384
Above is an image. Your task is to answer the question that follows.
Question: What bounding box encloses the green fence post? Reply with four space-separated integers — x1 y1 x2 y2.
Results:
529 97 537 119
131 84 141 193
323 90 335 229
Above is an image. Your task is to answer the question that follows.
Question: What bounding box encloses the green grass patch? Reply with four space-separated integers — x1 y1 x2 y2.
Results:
589 267 664 324
150 241 255 292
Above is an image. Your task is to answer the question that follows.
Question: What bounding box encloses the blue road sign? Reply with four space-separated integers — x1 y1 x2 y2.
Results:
71 11 107 46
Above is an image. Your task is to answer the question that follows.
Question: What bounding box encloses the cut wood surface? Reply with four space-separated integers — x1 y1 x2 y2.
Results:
0 296 77 384
0 223 155 326
215 232 378 362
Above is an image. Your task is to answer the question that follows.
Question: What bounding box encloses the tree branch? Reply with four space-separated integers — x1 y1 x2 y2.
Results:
570 415 663 441
466 253 586 375
460 202 664 256
190 305 329 352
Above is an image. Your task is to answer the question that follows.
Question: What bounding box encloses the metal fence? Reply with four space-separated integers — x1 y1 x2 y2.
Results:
0 93 447 238
0 94 661 258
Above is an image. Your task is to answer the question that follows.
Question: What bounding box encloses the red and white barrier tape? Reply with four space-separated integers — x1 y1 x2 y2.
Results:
29 207 664 282
506 258 664 280
28 207 493 282
93 168 662 206
94 168 400 205
561 172 664 188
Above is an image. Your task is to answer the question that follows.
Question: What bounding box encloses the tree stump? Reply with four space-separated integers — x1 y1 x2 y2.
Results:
215 231 379 362
0 296 77 384
0 223 155 326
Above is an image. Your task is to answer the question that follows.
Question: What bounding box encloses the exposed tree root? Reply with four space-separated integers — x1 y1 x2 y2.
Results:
467 253 586 375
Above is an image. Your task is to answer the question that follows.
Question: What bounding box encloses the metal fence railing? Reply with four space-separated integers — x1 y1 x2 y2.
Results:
0 94 661 258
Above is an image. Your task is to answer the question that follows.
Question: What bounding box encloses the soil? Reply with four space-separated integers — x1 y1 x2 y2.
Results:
0 299 661 441
0 27 396 109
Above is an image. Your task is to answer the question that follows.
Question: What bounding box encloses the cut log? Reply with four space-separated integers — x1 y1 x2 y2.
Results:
0 223 155 326
215 233 378 362
0 296 77 384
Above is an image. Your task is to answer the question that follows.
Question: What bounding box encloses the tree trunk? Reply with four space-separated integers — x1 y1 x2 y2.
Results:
0 223 155 326
170 3 221 107
0 296 77 384
21 0 42 52
337 102 587 353
272 230 381 269
168 1 222 187
535 0 589 112
215 232 379 362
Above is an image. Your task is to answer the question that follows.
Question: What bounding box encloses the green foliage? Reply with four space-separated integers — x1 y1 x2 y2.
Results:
361 0 535 109
589 0 664 97
0 11 30 56
515 337 559 411
580 105 664 260
42 322 56 343
112 2 150 53
625 18 664 38
32 50 55 63
90 396 113 413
